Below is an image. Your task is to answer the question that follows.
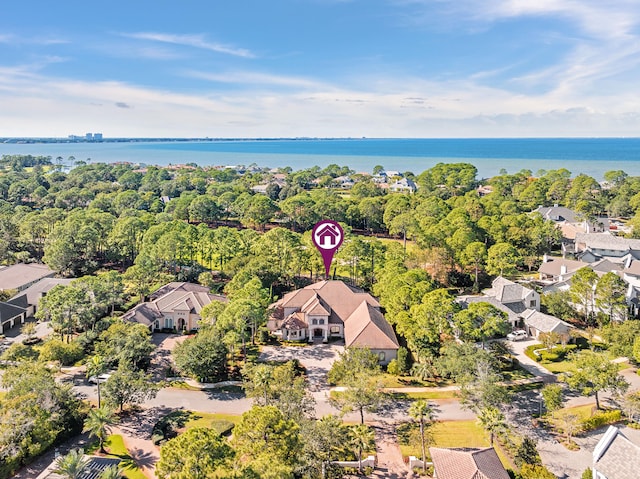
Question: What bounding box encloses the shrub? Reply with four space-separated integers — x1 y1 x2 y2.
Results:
386 359 401 376
1 342 39 362
519 464 557 479
582 468 593 479
581 410 622 432
38 339 84 366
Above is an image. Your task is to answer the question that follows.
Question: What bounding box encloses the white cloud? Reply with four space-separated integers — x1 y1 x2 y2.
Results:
184 70 331 90
121 32 255 58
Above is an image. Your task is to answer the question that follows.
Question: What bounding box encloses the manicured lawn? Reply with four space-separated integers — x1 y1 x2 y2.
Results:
398 420 512 469
538 359 576 374
389 390 458 400
501 366 535 382
86 435 147 479
184 411 242 429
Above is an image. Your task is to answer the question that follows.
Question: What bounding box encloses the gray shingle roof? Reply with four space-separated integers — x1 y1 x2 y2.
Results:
522 310 572 334
0 263 55 291
594 426 640 479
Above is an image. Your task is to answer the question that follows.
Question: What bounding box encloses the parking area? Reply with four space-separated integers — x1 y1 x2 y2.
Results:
259 342 344 391
500 337 557 382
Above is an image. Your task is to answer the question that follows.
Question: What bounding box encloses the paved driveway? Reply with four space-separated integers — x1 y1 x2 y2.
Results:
259 342 344 391
500 337 556 382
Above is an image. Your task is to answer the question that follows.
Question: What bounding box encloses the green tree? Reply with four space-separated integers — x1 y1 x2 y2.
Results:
486 242 521 277
408 400 433 472
173 328 228 383
328 347 381 385
232 406 301 477
514 437 541 467
541 383 563 418
520 464 557 479
83 406 119 453
476 407 507 446
54 449 90 479
156 427 235 479
94 322 155 370
299 415 349 479
460 241 487 292
330 374 386 424
562 350 629 409
349 424 375 473
595 272 628 324
101 365 159 412
86 355 107 408
569 267 598 325
451 302 510 347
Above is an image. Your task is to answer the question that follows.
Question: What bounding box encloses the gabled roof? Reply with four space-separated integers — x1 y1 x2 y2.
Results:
456 296 520 324
539 257 585 277
11 277 73 306
123 282 225 327
484 277 532 303
429 447 510 479
534 205 580 223
344 301 399 350
271 280 397 350
0 301 26 322
282 312 307 331
576 232 640 252
593 426 640 479
522 309 572 334
0 263 55 291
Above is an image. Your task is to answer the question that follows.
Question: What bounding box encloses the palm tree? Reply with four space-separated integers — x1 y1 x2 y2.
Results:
477 407 507 446
408 400 433 472
83 407 119 453
349 424 375 473
99 464 123 479
54 449 90 479
86 354 106 408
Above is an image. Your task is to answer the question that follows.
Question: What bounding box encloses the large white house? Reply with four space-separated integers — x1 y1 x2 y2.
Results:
267 280 399 364
122 282 226 332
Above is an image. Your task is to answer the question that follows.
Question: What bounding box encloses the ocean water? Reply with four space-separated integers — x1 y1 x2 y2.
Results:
2 138 640 180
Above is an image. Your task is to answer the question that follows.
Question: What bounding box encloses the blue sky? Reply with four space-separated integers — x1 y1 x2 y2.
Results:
2 0 640 138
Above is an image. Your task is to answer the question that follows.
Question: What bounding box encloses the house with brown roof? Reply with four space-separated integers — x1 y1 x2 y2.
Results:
122 282 226 332
267 280 399 364
429 447 510 479
593 426 640 479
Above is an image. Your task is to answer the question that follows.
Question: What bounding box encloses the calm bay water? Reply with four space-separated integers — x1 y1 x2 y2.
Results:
2 138 640 179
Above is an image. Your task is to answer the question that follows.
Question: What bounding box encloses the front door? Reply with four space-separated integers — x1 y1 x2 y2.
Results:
313 328 323 338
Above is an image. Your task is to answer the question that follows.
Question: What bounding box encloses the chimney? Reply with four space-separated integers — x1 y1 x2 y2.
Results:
543 254 549 263
560 265 567 275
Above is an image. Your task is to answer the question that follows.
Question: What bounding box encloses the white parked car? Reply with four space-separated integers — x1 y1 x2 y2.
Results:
88 373 112 384
506 330 527 341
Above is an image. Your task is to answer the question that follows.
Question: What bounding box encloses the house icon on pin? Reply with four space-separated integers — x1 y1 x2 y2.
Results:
316 224 341 247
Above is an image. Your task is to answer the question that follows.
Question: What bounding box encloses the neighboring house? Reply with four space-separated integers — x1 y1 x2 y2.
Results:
575 232 640 263
456 295 520 328
456 277 539 330
429 447 510 479
388 177 417 193
267 280 399 364
521 309 573 341
592 426 640 479
0 263 56 293
10 277 73 317
539 256 585 283
122 282 226 332
0 297 28 334
484 276 540 313
533 205 609 234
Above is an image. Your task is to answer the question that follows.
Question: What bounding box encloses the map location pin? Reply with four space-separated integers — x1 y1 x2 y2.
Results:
312 220 344 278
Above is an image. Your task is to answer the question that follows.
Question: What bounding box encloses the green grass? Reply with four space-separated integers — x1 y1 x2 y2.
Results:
398 420 512 468
501 367 535 382
184 412 242 430
86 435 147 479
378 374 445 388
389 390 458 400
